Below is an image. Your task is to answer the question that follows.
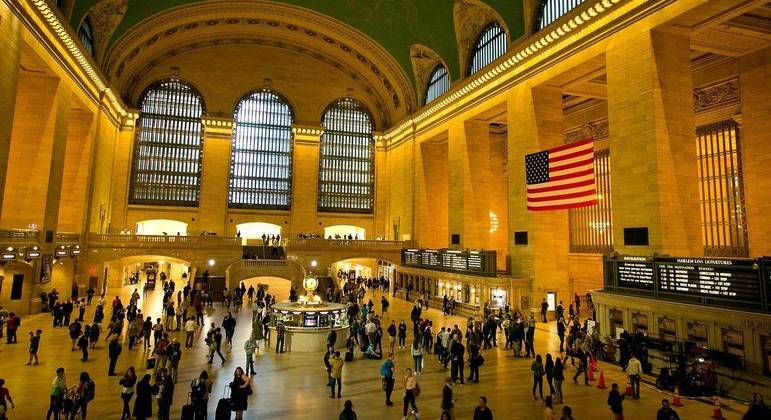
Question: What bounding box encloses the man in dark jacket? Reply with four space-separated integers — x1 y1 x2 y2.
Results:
450 337 465 384
108 336 122 376
441 376 454 415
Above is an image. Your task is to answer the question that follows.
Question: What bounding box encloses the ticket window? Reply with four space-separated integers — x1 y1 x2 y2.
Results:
721 328 745 358
657 317 677 342
762 335 771 377
632 312 649 335
491 288 507 308
687 321 709 348
610 309 625 338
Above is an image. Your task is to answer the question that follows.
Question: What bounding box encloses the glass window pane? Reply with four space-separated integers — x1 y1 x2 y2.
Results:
129 79 205 207
469 23 507 76
317 98 374 214
425 65 450 104
538 0 586 30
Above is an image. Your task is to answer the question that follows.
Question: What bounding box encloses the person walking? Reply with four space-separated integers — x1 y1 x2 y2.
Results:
440 376 454 418
156 370 174 420
229 367 251 420
387 321 397 353
626 354 642 399
402 368 419 419
743 393 770 419
184 317 196 348
208 329 226 364
531 354 545 400
0 379 15 419
397 320 407 349
607 383 625 420
411 341 423 375
545 353 555 395
473 396 493 420
133 374 156 420
190 371 212 420
329 351 344 398
380 353 395 406
553 357 565 404
27 329 42 365
107 336 123 376
46 368 67 420
571 346 590 386
70 372 95 420
450 337 465 384
118 367 137 420
656 399 680 420
540 299 549 322
244 335 257 375
275 320 286 353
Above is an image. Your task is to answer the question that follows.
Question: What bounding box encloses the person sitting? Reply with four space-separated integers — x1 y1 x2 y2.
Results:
363 344 382 360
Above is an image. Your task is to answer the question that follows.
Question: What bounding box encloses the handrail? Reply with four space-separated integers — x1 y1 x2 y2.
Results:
55 232 80 243
88 233 241 248
285 238 406 249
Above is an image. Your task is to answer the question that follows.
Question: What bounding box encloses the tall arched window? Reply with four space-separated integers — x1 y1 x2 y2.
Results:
537 0 585 30
425 64 450 105
318 98 375 214
130 79 205 206
78 17 94 57
469 22 507 76
229 90 294 209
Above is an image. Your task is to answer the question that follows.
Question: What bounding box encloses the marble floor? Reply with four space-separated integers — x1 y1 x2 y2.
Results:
0 279 743 419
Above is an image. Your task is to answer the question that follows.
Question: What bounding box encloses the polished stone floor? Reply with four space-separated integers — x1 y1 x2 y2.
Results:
0 278 740 419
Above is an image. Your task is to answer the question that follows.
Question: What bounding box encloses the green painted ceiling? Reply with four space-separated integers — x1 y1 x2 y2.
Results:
70 0 524 81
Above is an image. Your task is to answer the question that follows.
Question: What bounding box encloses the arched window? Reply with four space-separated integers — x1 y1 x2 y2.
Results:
229 90 294 209
78 17 94 57
468 22 507 76
130 79 205 206
537 0 585 30
425 64 450 104
317 98 375 214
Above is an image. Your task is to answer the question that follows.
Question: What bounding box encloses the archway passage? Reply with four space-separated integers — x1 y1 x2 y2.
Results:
324 224 366 239
135 219 188 235
235 222 282 245
103 255 192 290
330 257 396 289
238 276 292 302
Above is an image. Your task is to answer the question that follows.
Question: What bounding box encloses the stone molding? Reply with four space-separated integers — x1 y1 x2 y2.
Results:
693 79 739 114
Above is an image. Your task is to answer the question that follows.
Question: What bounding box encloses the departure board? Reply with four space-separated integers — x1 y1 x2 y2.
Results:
657 257 759 301
400 249 496 277
616 256 655 290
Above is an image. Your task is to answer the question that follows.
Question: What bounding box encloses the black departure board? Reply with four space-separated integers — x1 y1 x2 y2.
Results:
401 249 496 277
604 255 770 313
657 258 759 301
616 256 655 290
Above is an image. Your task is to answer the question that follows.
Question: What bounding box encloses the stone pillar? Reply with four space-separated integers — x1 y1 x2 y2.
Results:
198 116 235 235
57 110 95 233
416 138 449 248
507 84 570 311
738 47 771 256
448 120 493 249
0 5 22 219
606 29 701 256
108 111 138 232
0 74 71 236
290 125 322 236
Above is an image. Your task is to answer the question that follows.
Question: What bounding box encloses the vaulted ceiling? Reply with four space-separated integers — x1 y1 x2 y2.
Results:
70 0 524 82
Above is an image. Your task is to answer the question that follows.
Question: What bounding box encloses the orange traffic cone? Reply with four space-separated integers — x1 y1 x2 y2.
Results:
711 396 725 420
596 370 607 389
587 364 595 381
672 385 683 407
625 378 633 396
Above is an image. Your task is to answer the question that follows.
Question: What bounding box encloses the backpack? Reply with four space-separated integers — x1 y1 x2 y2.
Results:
84 380 96 402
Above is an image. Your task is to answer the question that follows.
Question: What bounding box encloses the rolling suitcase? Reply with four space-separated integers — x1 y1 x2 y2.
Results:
181 392 194 420
215 387 231 420
344 350 354 362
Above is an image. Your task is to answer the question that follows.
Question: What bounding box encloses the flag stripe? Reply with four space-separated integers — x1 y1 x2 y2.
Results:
548 168 594 182
526 173 595 190
550 145 594 163
527 183 595 199
527 199 598 211
547 138 593 154
526 178 595 194
527 189 596 202
550 157 594 173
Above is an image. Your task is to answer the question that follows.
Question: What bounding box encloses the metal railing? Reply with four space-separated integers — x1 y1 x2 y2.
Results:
88 233 242 248
284 238 406 250
55 232 80 243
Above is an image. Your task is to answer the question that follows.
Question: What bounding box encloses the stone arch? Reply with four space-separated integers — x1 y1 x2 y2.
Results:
409 44 450 105
453 0 511 78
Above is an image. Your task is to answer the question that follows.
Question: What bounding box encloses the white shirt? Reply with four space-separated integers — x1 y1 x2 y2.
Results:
366 322 377 334
626 358 642 376
185 320 196 332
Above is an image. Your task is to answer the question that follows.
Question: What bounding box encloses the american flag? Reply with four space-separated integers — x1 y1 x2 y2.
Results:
525 138 597 211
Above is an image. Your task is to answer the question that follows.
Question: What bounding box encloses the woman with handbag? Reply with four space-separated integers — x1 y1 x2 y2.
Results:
118 367 137 420
229 367 252 420
403 368 419 418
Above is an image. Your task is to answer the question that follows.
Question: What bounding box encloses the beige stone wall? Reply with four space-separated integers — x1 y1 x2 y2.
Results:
416 137 449 248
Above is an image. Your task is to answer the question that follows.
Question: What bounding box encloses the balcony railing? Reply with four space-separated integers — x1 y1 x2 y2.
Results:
284 238 407 250
56 232 80 244
88 233 242 248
